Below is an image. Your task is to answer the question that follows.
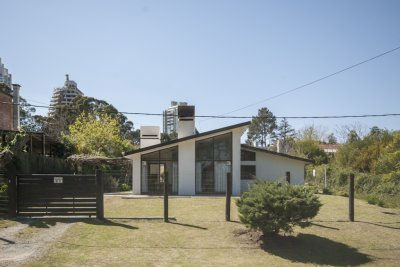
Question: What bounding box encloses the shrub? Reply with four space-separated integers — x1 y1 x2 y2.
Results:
103 176 119 193
236 181 322 235
367 195 385 207
119 183 131 192
322 188 332 195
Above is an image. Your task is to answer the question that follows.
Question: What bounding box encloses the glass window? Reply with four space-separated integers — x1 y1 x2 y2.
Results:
195 138 213 160
195 133 232 194
195 161 214 193
160 146 178 161
142 151 159 161
141 146 178 195
214 134 232 160
241 150 256 161
241 165 256 180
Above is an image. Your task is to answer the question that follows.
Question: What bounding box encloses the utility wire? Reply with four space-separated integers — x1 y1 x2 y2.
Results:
2 45 400 121
202 45 400 120
1 100 399 120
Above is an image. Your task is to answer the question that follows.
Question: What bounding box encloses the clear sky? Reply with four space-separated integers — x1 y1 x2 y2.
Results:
1 0 399 140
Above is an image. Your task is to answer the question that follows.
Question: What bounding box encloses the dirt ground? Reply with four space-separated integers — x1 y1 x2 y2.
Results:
0 219 74 267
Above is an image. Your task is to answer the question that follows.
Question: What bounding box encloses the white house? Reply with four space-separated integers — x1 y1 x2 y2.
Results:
124 113 311 196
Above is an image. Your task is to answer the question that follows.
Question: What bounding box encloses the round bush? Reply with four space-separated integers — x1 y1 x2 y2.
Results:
236 181 322 235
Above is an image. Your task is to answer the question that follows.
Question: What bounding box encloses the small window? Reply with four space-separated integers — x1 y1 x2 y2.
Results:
241 165 256 180
241 150 256 161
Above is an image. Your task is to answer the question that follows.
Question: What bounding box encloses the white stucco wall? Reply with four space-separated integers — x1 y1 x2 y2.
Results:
178 140 196 195
231 128 243 195
131 154 141 194
128 125 248 196
240 151 306 193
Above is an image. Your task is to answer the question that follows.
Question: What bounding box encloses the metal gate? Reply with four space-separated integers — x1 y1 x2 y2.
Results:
13 173 103 217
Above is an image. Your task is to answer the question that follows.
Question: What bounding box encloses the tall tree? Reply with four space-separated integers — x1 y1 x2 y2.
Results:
276 118 296 153
64 112 135 157
46 96 139 144
327 133 338 144
247 107 277 147
19 97 42 132
297 124 327 142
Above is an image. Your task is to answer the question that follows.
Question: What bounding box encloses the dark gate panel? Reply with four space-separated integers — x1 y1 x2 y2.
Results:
17 174 98 217
0 173 8 215
0 194 8 215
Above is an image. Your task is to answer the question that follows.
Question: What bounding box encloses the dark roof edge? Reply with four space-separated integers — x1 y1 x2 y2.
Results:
241 144 313 163
124 121 251 156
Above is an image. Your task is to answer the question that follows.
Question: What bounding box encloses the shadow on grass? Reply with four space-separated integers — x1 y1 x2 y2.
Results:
168 221 208 230
261 233 372 266
310 222 339 230
382 211 398 215
6 217 138 230
355 221 400 230
0 237 15 244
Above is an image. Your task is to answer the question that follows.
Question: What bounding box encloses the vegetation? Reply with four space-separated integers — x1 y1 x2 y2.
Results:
237 181 322 235
309 128 400 208
0 131 27 169
47 96 140 144
247 107 277 147
64 113 136 157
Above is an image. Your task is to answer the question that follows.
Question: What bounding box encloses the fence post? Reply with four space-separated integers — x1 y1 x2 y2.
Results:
96 170 104 219
285 171 291 185
7 164 17 217
226 172 232 221
349 173 355 222
164 172 169 222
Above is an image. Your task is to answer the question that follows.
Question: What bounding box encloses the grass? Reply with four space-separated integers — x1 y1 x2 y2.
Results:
23 195 400 266
0 216 18 229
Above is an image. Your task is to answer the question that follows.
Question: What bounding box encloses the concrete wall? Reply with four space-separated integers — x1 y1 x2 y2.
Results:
0 92 13 130
240 151 306 193
131 154 141 194
231 128 243 195
178 140 196 195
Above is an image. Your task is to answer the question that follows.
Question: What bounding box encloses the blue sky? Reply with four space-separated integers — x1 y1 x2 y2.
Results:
1 0 399 139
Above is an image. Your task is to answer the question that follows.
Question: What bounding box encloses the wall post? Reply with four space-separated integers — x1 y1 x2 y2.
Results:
7 164 17 217
349 173 355 222
96 170 104 219
164 172 169 222
226 172 232 221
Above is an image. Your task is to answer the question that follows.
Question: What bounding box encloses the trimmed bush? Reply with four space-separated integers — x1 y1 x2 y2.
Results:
237 181 322 235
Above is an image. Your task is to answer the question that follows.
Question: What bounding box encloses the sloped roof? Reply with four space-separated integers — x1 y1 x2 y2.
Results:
124 121 250 156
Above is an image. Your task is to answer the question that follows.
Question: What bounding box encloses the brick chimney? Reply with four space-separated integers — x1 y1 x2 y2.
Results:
12 84 21 130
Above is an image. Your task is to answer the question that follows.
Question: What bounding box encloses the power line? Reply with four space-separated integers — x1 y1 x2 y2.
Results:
1 101 399 119
203 45 400 119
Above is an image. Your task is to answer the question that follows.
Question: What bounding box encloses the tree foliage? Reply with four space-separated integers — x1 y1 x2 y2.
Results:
64 113 135 157
276 118 295 153
295 140 328 165
336 126 392 173
237 181 322 235
247 107 277 147
47 96 140 144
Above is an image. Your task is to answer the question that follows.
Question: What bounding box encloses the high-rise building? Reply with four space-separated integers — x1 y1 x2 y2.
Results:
49 74 83 115
163 101 189 134
0 58 21 130
0 58 13 89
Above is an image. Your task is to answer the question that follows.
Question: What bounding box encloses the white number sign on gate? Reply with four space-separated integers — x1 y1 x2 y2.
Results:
54 177 63 184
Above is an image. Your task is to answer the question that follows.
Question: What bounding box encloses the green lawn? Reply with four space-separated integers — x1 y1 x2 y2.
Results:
27 195 400 266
